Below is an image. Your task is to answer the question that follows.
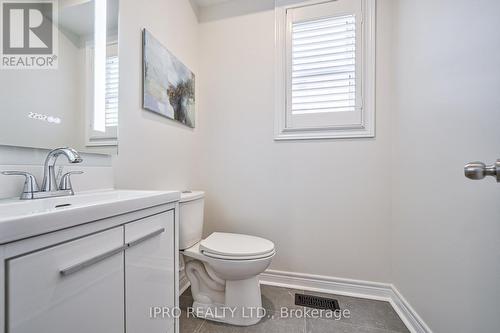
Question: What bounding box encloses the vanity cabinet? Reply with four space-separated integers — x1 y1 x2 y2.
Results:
2 205 178 333
8 227 125 333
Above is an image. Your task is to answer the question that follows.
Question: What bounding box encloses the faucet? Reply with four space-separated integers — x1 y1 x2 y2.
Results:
42 147 83 192
2 147 83 200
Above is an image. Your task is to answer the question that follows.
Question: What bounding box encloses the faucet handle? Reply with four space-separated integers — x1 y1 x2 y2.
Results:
59 171 83 195
2 171 40 200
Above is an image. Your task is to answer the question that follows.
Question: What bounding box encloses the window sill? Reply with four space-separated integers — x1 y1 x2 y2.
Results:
86 138 118 147
274 127 375 141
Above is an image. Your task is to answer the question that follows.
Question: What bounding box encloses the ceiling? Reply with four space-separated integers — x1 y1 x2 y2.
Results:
192 0 234 8
59 0 119 38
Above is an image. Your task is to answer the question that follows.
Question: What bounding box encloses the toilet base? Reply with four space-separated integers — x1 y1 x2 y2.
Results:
183 241 275 326
187 269 266 326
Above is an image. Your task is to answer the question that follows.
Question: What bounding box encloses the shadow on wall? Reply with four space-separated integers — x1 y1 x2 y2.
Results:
196 0 275 22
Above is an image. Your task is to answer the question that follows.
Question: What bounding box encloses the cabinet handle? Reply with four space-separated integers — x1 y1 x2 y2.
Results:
59 228 164 276
60 245 126 276
127 228 165 248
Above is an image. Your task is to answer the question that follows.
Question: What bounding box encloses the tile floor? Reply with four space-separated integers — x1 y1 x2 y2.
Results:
179 285 410 333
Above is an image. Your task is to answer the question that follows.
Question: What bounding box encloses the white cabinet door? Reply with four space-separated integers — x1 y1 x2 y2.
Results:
125 210 176 333
7 227 125 333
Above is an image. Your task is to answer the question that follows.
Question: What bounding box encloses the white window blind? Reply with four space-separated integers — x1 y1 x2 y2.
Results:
276 0 374 140
291 14 357 115
86 42 119 146
105 55 119 128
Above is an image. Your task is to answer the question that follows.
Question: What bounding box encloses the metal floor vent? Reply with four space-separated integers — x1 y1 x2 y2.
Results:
295 294 340 311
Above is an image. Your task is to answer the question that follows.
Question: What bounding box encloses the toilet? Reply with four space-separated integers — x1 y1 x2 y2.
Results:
179 191 275 326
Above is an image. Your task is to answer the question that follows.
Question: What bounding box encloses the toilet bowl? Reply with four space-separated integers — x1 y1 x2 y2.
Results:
179 192 275 326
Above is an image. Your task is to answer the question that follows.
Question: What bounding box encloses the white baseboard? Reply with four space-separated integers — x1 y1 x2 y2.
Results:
259 269 432 333
390 285 433 333
179 269 190 295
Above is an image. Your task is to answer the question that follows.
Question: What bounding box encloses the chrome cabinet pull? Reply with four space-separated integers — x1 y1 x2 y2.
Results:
59 228 164 276
127 228 165 248
60 245 126 276
464 160 500 182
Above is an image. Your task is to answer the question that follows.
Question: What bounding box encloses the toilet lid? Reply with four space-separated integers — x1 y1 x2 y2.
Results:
200 232 275 258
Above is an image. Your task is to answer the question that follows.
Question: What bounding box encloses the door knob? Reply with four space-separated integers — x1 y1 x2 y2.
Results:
464 160 500 182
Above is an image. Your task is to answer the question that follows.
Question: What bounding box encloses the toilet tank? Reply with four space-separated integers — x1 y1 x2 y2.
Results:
179 191 205 250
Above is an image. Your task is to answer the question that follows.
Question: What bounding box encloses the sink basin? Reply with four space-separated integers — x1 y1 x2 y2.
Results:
0 190 180 244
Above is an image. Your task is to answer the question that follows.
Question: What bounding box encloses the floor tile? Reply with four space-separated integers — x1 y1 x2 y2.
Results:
179 285 410 333
180 295 193 310
306 319 399 333
302 291 409 333
182 287 192 297
260 284 304 313
180 309 205 333
198 315 305 333
180 287 194 311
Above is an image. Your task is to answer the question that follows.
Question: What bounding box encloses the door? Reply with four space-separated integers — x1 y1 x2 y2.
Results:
125 210 176 333
391 2 500 331
7 227 124 333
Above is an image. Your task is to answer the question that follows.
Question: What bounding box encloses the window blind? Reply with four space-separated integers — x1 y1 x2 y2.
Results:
105 55 119 127
291 14 357 115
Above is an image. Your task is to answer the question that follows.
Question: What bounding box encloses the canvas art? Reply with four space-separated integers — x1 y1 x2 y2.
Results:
142 29 195 128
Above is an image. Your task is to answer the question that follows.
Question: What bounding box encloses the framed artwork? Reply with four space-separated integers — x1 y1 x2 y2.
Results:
142 29 195 128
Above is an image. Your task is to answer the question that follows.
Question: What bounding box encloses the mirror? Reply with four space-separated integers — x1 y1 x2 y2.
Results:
0 0 120 154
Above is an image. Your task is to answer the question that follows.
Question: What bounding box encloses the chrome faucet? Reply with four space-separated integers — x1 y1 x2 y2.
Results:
42 147 83 192
2 147 83 200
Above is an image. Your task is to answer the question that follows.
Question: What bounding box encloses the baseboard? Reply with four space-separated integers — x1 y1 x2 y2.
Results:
179 269 190 295
259 269 432 333
390 285 433 333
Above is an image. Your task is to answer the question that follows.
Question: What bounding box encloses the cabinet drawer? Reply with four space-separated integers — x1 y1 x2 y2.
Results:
7 227 124 333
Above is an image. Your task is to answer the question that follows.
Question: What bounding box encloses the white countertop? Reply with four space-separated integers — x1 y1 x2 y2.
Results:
0 189 180 245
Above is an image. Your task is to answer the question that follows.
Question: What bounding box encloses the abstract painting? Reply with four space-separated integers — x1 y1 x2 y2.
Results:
142 29 195 128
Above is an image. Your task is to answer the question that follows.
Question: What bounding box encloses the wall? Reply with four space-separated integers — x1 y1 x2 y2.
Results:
0 145 112 199
391 0 500 332
196 0 394 283
112 0 201 191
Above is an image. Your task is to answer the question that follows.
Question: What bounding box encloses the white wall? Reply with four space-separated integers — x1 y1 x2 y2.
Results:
391 0 500 332
112 0 201 190
196 0 395 283
0 145 112 199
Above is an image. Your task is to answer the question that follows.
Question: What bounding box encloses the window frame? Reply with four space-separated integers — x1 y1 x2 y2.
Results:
275 0 376 140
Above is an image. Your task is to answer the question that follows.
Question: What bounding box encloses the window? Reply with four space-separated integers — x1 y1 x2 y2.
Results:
105 54 119 128
85 42 119 146
275 0 375 140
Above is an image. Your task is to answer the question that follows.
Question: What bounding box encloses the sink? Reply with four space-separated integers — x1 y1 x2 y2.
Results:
0 190 180 244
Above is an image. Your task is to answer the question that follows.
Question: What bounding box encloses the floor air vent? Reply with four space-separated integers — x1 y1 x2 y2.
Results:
295 294 340 311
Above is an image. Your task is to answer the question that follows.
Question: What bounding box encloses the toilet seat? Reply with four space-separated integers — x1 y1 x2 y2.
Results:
200 232 275 260
202 249 276 261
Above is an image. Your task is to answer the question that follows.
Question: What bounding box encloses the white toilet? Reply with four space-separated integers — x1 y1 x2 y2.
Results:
179 191 275 326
